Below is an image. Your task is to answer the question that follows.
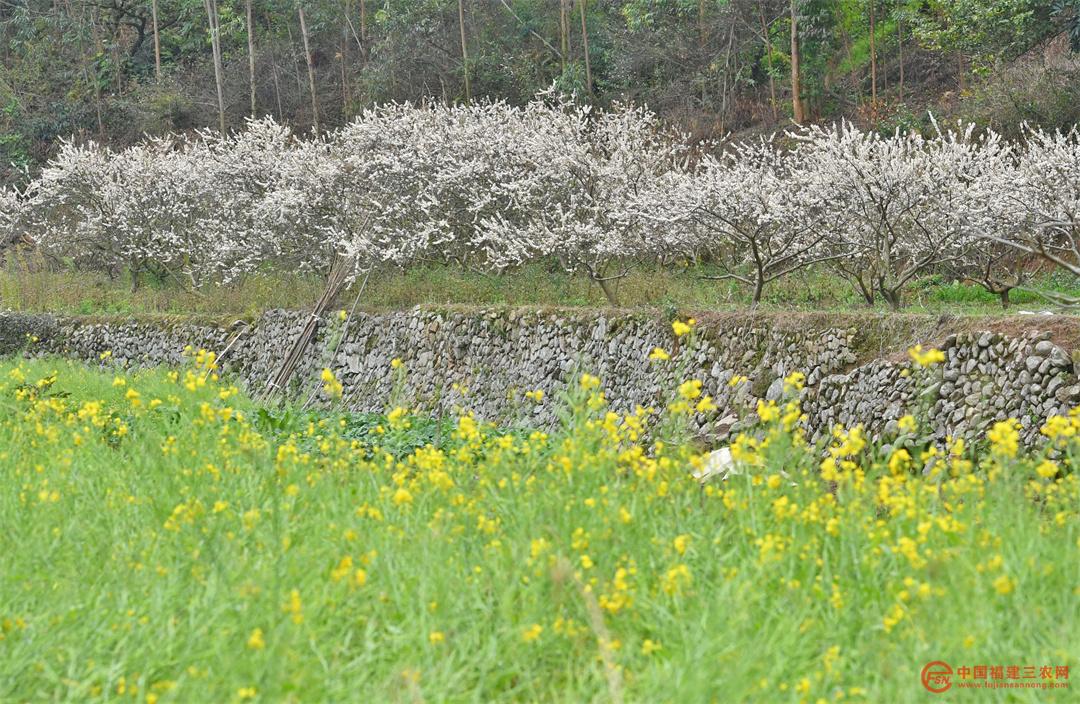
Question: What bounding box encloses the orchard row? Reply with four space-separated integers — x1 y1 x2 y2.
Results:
2 99 1077 306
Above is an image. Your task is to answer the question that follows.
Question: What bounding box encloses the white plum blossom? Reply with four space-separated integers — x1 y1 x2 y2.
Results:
5 101 1079 307
654 137 848 304
985 126 1080 278
0 187 26 252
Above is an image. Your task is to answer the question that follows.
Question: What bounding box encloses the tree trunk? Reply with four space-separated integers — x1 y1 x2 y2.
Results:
559 0 569 71
869 0 877 105
359 0 368 64
752 276 764 305
898 18 905 102
999 289 1011 309
204 0 227 133
789 0 804 123
881 287 901 311
270 39 284 119
341 0 350 114
698 0 706 52
596 276 619 306
247 0 257 118
760 4 778 121
298 3 320 134
286 23 305 100
718 23 734 130
579 0 592 96
151 0 162 82
112 31 123 95
457 0 470 103
89 9 105 136
852 273 875 306
340 36 349 115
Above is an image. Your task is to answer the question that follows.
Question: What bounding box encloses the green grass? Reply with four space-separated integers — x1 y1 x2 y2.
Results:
4 256 1080 316
1 355 1077 701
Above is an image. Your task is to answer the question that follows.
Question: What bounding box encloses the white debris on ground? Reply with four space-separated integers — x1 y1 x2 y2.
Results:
694 446 797 485
693 447 738 482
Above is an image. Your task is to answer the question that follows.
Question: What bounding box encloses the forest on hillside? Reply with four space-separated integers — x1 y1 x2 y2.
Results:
1 0 1080 186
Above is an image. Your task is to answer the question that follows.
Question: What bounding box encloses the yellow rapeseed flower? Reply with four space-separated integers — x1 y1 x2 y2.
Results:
521 624 543 642
661 564 692 595
247 628 265 650
387 406 410 429
649 347 670 361
993 574 1015 595
908 345 945 368
641 639 662 655
673 534 690 556
695 395 717 413
678 379 702 400
320 368 343 400
283 589 304 624
987 419 1019 458
672 319 694 337
888 448 911 475
1036 459 1059 479
757 399 779 423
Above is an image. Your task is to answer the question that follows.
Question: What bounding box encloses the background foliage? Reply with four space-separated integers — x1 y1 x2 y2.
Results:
2 0 1080 185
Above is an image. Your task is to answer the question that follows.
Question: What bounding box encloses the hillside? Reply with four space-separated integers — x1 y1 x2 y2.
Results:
2 1 1080 186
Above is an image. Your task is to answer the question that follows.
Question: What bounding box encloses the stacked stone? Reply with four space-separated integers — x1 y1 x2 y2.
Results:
2 308 1075 446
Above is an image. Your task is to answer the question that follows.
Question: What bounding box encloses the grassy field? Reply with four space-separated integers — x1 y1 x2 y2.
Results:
1 342 1077 702
3 257 1079 317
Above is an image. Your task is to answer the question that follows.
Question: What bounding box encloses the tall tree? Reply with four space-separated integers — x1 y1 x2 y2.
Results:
560 0 570 71
90 7 106 136
151 0 162 82
359 0 367 64
897 13 905 101
247 0 257 118
458 0 470 102
579 0 592 96
340 0 350 114
298 3 320 133
790 0 805 123
869 0 877 104
759 3 778 120
204 0 227 132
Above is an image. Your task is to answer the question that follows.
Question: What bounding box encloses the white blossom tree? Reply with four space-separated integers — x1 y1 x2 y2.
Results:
525 101 690 305
652 137 851 304
8 102 1080 312
978 126 1080 280
0 187 26 254
795 120 997 309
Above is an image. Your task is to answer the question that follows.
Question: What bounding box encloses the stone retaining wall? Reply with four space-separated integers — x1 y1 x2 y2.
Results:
2 308 1078 444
